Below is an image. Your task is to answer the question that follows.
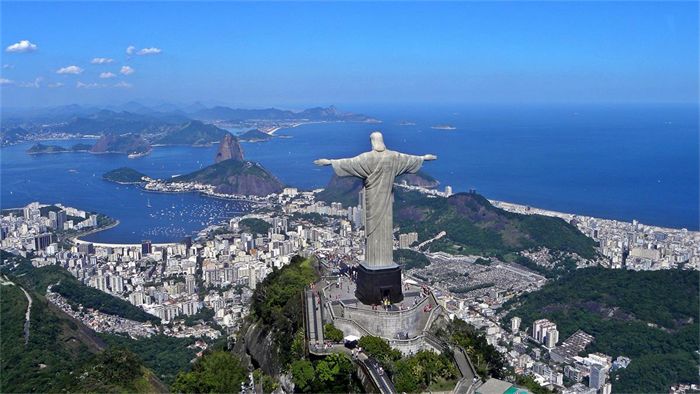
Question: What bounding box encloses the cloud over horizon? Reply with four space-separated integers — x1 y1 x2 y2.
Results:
100 72 116 79
5 40 38 53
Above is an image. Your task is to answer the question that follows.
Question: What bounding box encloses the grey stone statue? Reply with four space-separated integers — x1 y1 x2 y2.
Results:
315 131 436 274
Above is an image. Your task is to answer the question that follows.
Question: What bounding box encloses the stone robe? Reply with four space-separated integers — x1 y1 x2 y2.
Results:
331 150 424 268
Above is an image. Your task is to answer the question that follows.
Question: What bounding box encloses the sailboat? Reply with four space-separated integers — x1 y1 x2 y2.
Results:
147 198 152 208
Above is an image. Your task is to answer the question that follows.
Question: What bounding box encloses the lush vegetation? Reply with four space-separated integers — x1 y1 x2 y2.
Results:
171 351 248 393
357 335 402 367
290 353 355 393
324 323 344 342
505 267 699 392
251 255 319 367
436 319 505 380
1 255 159 324
393 350 458 393
394 249 430 270
103 167 149 183
69 347 166 393
394 190 597 259
239 217 272 235
101 333 199 385
0 277 162 393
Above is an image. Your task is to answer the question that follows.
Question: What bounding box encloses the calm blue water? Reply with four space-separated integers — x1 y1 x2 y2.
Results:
1 104 697 243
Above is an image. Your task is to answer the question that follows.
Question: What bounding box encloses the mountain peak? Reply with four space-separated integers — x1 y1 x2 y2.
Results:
215 133 244 163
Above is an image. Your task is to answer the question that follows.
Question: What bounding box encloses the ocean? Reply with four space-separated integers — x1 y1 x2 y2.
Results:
1 103 697 242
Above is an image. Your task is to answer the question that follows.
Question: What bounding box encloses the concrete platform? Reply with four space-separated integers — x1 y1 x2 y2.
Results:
319 274 445 355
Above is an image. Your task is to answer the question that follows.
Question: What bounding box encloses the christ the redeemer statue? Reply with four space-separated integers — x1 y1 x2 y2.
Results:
315 131 436 304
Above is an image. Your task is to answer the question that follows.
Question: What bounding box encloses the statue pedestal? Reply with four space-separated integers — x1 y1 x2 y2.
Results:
355 263 403 305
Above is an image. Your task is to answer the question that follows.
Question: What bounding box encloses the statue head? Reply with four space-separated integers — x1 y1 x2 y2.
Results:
370 131 386 152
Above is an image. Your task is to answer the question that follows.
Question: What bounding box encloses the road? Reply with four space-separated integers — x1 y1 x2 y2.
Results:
1 275 32 345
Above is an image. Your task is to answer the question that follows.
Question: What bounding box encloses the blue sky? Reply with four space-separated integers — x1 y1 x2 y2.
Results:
1 1 698 108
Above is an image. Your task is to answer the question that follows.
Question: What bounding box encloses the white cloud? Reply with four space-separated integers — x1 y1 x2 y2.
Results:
76 81 102 89
48 82 64 88
120 65 135 75
56 65 83 75
126 45 136 55
0 78 13 85
137 47 162 56
114 81 133 88
5 40 38 53
18 77 43 88
2 64 14 69
91 57 114 64
100 72 116 79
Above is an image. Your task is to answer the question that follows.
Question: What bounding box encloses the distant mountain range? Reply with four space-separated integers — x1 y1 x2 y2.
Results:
2 102 378 148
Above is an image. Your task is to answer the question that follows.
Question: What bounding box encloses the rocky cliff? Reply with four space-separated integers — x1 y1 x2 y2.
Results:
215 133 245 162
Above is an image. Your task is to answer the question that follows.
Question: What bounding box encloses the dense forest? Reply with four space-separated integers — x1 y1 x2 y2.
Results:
250 255 319 367
505 267 699 392
0 273 164 392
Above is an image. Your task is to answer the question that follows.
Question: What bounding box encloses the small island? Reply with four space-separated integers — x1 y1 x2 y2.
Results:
102 167 150 184
237 129 273 142
399 120 416 126
431 124 457 130
27 143 93 154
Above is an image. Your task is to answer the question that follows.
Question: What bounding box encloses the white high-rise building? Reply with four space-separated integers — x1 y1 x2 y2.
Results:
511 316 521 333
589 364 607 390
532 318 557 344
445 185 453 197
546 328 559 348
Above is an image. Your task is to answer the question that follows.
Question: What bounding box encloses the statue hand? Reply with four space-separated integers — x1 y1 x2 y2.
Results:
423 154 437 161
314 159 332 166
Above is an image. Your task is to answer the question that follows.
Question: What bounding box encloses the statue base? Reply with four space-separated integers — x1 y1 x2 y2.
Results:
355 263 403 305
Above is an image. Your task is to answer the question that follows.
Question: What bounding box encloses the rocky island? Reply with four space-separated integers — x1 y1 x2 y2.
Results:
171 134 282 196
102 167 150 184
237 129 273 142
26 143 92 154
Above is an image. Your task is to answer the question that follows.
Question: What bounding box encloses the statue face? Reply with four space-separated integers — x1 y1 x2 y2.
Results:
370 132 386 152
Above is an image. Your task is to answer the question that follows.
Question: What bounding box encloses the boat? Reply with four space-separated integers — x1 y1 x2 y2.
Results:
430 124 457 130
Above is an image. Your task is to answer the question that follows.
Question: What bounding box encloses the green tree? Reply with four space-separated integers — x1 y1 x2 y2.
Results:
171 351 247 394
290 360 315 392
324 323 344 343
312 353 353 393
